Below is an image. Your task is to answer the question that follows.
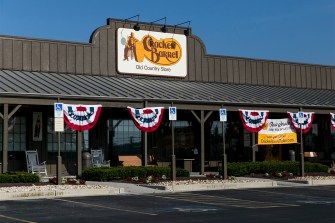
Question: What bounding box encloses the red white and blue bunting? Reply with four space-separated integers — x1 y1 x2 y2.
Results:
330 113 335 130
63 104 102 131
287 112 314 133
238 109 269 132
127 107 164 132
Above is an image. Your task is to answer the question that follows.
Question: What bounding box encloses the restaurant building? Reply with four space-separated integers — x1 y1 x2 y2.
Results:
0 18 335 176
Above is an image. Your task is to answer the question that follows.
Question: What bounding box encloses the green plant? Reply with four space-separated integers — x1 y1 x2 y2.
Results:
81 166 189 182
218 161 329 177
0 172 40 183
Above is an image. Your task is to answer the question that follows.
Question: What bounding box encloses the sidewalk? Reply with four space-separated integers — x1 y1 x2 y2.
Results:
87 174 335 193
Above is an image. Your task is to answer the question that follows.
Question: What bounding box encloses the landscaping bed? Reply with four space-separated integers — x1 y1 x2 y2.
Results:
0 161 333 187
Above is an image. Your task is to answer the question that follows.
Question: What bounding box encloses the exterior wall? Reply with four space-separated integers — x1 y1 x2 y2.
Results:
0 19 334 90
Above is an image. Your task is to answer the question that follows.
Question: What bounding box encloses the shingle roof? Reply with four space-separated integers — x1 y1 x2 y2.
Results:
1 70 335 109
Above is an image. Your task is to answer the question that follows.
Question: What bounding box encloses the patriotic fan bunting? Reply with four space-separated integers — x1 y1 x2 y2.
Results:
63 104 102 131
287 112 314 133
238 109 269 132
127 107 164 132
330 113 335 131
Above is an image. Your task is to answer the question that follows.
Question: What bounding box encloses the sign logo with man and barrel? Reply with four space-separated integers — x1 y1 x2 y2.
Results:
117 28 187 77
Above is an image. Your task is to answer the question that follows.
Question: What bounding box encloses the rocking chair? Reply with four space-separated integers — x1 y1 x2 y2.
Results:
25 150 47 176
91 149 110 167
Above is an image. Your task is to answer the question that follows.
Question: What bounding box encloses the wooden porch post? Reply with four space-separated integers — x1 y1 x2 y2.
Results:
2 104 8 173
200 111 205 175
191 110 213 175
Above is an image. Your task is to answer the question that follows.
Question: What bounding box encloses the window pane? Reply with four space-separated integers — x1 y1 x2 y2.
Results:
108 119 141 155
47 118 84 159
7 117 26 152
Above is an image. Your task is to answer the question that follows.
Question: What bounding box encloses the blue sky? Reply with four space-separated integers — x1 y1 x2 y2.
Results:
0 0 334 66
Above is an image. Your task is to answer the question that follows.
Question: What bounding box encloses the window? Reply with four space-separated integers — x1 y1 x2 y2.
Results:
47 118 89 159
0 118 3 152
0 118 2 152
174 121 194 150
7 117 26 151
108 119 141 155
209 121 224 160
304 123 318 151
330 124 335 152
0 117 26 158
158 120 194 160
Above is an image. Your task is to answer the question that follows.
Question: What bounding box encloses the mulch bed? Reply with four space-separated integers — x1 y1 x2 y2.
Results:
245 172 334 180
110 176 226 185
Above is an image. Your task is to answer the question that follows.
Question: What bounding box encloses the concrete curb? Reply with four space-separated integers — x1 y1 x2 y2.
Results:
0 187 123 201
146 181 277 192
288 179 335 185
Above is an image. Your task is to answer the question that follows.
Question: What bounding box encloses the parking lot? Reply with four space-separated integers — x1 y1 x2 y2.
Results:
0 185 334 223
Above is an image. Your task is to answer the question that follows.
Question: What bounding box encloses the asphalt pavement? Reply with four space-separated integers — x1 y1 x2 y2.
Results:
0 185 334 223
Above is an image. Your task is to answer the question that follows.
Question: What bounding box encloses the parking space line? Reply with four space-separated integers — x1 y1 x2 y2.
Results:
188 192 299 208
144 193 298 209
146 194 233 207
50 198 157 216
0 214 36 223
246 188 331 199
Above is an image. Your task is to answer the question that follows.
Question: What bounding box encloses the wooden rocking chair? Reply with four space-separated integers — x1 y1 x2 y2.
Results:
91 149 110 167
25 150 47 176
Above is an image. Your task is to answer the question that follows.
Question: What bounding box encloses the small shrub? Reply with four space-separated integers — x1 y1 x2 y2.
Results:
81 166 190 182
219 161 329 177
0 172 40 183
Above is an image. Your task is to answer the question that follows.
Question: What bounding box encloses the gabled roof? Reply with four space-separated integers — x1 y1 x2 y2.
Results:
1 70 334 109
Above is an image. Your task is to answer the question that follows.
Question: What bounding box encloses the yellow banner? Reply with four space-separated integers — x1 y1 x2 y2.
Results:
258 132 297 145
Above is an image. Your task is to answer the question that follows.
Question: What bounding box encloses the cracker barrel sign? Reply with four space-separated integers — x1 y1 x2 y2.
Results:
117 28 187 77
